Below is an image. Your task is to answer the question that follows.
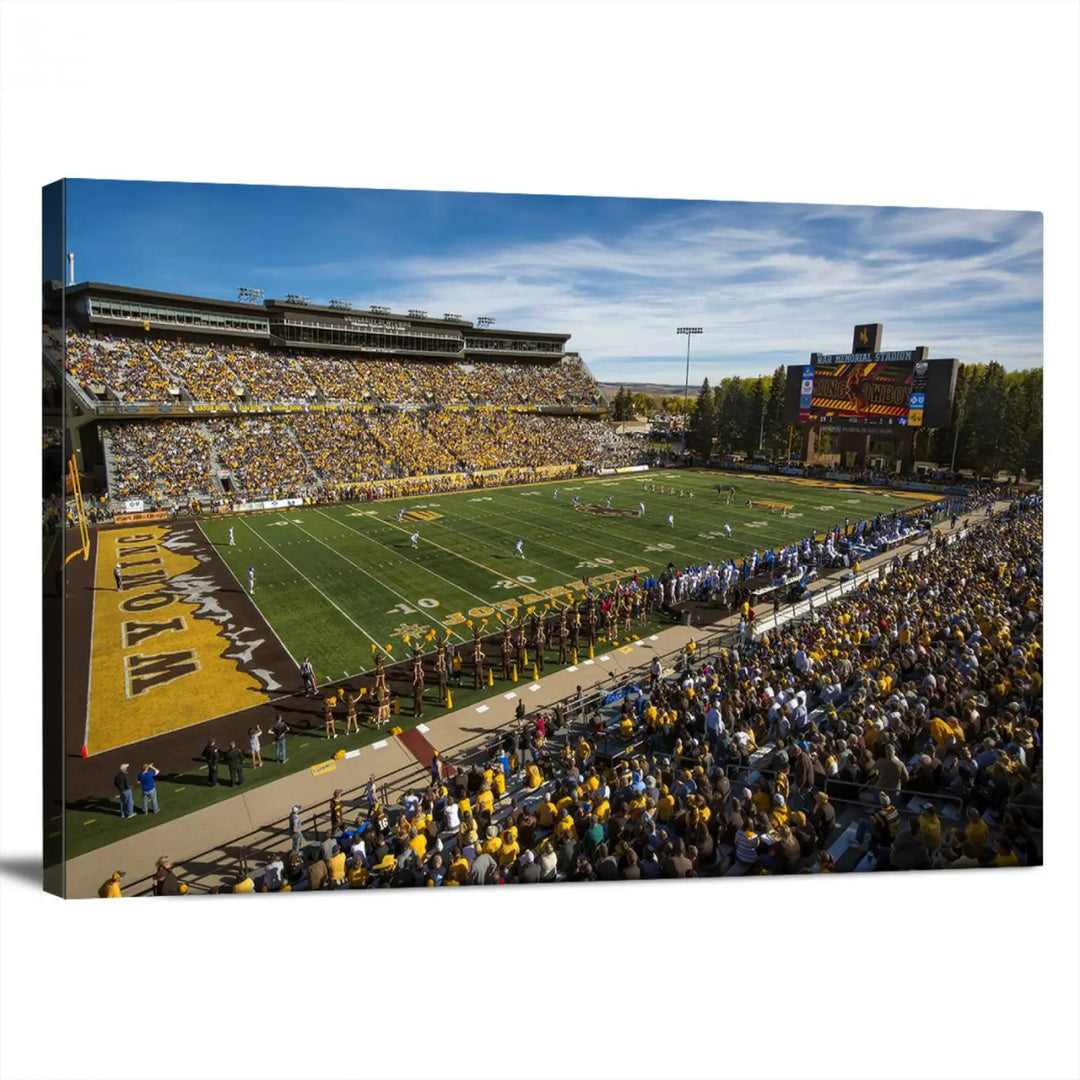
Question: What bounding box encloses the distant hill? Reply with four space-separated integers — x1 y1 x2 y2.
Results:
597 382 701 399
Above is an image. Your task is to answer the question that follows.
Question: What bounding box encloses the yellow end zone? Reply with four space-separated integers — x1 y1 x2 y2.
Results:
86 525 270 755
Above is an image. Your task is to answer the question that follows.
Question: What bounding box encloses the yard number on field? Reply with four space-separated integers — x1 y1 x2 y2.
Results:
386 598 440 615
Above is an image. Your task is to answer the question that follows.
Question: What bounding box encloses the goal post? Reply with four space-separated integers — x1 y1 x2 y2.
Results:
64 455 91 565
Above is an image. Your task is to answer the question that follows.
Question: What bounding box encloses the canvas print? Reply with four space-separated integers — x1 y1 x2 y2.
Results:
42 182 1043 898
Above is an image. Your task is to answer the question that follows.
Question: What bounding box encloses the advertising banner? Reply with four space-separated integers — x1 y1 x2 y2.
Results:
114 510 170 524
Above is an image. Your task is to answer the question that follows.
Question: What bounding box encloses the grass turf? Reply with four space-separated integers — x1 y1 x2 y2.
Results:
200 469 930 680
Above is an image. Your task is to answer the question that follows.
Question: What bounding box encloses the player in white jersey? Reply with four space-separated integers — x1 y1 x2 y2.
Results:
606 495 613 508
410 530 419 549
553 488 559 499
723 523 731 536
397 508 405 522
514 537 524 559
247 566 255 593
638 502 645 517
667 514 674 529
572 496 580 507
228 526 234 546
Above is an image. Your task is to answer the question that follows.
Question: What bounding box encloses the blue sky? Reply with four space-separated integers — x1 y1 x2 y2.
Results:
62 181 1043 385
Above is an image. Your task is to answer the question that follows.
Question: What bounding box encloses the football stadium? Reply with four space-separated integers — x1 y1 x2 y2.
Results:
43 277 1042 899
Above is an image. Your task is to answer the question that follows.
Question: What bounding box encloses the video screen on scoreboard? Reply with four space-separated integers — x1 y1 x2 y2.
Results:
784 354 956 429
803 358 922 425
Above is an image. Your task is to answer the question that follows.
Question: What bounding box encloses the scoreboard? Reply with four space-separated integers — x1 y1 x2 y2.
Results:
784 350 957 431
796 352 928 427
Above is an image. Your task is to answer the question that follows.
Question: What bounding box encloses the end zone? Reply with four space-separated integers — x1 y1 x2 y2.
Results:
83 523 294 755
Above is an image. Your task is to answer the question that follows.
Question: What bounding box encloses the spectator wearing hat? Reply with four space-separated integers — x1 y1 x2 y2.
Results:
326 844 347 887
768 792 789 830
289 805 306 852
98 871 125 898
857 791 901 868
114 763 135 819
808 791 836 845
137 762 160 815
270 715 290 764
329 789 345 833
223 741 244 786
202 740 221 787
152 856 181 896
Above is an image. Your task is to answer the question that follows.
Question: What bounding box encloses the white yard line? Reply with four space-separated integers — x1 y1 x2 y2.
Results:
312 506 492 615
237 514 390 657
197 519 300 669
285 513 464 642
323 504 536 589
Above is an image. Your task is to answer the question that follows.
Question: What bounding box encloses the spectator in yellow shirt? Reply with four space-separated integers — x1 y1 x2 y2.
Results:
554 811 577 843
498 835 520 869
537 799 558 828
326 845 347 886
98 871 124 898
409 830 428 860
918 804 942 854
447 851 470 885
963 808 989 855
991 837 1021 867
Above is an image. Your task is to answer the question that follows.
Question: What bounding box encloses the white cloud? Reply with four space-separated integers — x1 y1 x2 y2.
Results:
357 202 1042 382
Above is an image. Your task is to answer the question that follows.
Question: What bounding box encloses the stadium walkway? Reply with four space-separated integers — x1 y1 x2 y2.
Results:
63 507 988 898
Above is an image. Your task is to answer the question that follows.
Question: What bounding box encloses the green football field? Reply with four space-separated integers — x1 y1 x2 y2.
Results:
199 470 935 680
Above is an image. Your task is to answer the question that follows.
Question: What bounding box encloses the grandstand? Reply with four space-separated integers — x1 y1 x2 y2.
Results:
43 281 627 511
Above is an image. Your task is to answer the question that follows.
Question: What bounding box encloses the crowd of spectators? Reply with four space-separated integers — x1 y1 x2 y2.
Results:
65 332 178 403
106 420 215 502
191 497 1039 892
290 411 391 486
225 349 316 403
100 408 647 507
299 354 376 403
166 344 248 404
61 331 602 408
206 418 315 499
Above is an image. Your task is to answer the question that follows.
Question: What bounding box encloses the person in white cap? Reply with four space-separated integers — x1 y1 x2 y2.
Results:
289 805 305 852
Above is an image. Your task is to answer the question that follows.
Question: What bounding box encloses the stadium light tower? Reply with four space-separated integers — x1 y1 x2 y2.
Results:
477 316 495 329
237 286 264 304
676 326 702 417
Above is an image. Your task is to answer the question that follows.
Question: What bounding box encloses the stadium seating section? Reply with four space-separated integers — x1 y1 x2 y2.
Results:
71 329 639 505
64 331 601 408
